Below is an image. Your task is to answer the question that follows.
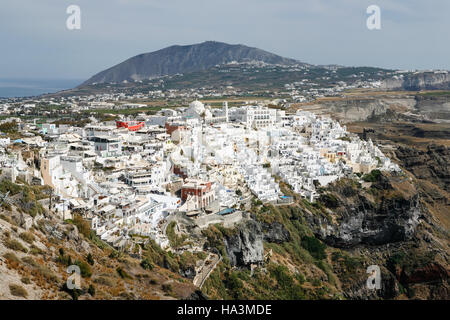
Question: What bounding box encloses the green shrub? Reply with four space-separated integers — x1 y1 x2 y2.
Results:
4 239 28 253
140 258 154 270
109 250 120 259
72 215 91 238
362 169 381 182
270 265 292 288
269 265 305 300
21 277 31 285
301 236 326 260
0 121 18 134
61 282 81 300
161 283 172 293
387 251 435 274
295 272 306 285
56 251 72 266
3 252 20 263
319 194 340 208
75 260 92 278
9 284 28 298
166 221 187 249
93 276 114 287
22 256 39 268
0 214 11 223
311 278 322 287
19 232 35 244
116 267 132 279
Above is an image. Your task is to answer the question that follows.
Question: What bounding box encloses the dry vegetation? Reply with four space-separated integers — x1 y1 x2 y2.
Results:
0 179 196 300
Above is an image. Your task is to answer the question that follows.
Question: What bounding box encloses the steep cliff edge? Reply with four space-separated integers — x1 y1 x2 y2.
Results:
306 173 421 248
381 72 450 91
224 220 265 267
0 179 196 300
303 172 449 299
199 170 448 300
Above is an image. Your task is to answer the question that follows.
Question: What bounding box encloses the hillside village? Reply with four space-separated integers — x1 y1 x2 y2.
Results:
0 99 400 258
0 10 449 303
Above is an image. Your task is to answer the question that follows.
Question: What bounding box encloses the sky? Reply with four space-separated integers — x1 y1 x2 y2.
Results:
0 0 449 81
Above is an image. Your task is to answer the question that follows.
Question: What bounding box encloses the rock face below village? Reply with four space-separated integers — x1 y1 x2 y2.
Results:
224 220 264 267
305 173 422 248
261 221 291 243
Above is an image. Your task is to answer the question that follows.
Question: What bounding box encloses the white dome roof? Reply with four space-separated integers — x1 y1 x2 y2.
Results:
188 100 205 115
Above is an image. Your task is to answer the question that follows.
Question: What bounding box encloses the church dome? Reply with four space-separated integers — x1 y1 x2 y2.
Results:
188 100 205 115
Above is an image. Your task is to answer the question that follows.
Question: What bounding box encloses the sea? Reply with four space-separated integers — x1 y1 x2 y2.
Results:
0 78 83 98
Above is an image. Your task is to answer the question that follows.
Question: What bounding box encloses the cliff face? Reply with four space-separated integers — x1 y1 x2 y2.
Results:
223 220 291 267
293 95 418 123
305 173 421 248
381 72 450 91
261 221 291 244
224 220 264 267
201 169 448 299
414 94 450 121
395 145 450 192
300 172 449 300
292 91 450 124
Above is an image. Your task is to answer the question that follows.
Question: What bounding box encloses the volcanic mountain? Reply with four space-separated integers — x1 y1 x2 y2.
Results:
81 41 304 85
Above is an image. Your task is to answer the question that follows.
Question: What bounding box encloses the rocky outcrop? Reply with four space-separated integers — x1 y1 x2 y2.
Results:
381 72 450 91
396 262 449 285
305 173 422 248
261 222 291 243
298 95 417 123
414 94 450 121
322 195 420 247
343 267 401 300
179 265 197 280
224 220 264 267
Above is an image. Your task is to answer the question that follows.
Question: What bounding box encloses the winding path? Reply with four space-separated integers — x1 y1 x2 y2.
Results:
193 253 222 288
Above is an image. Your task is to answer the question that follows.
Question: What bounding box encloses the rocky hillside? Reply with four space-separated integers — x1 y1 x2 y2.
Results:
0 179 196 300
308 172 421 248
198 171 448 300
82 41 302 85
